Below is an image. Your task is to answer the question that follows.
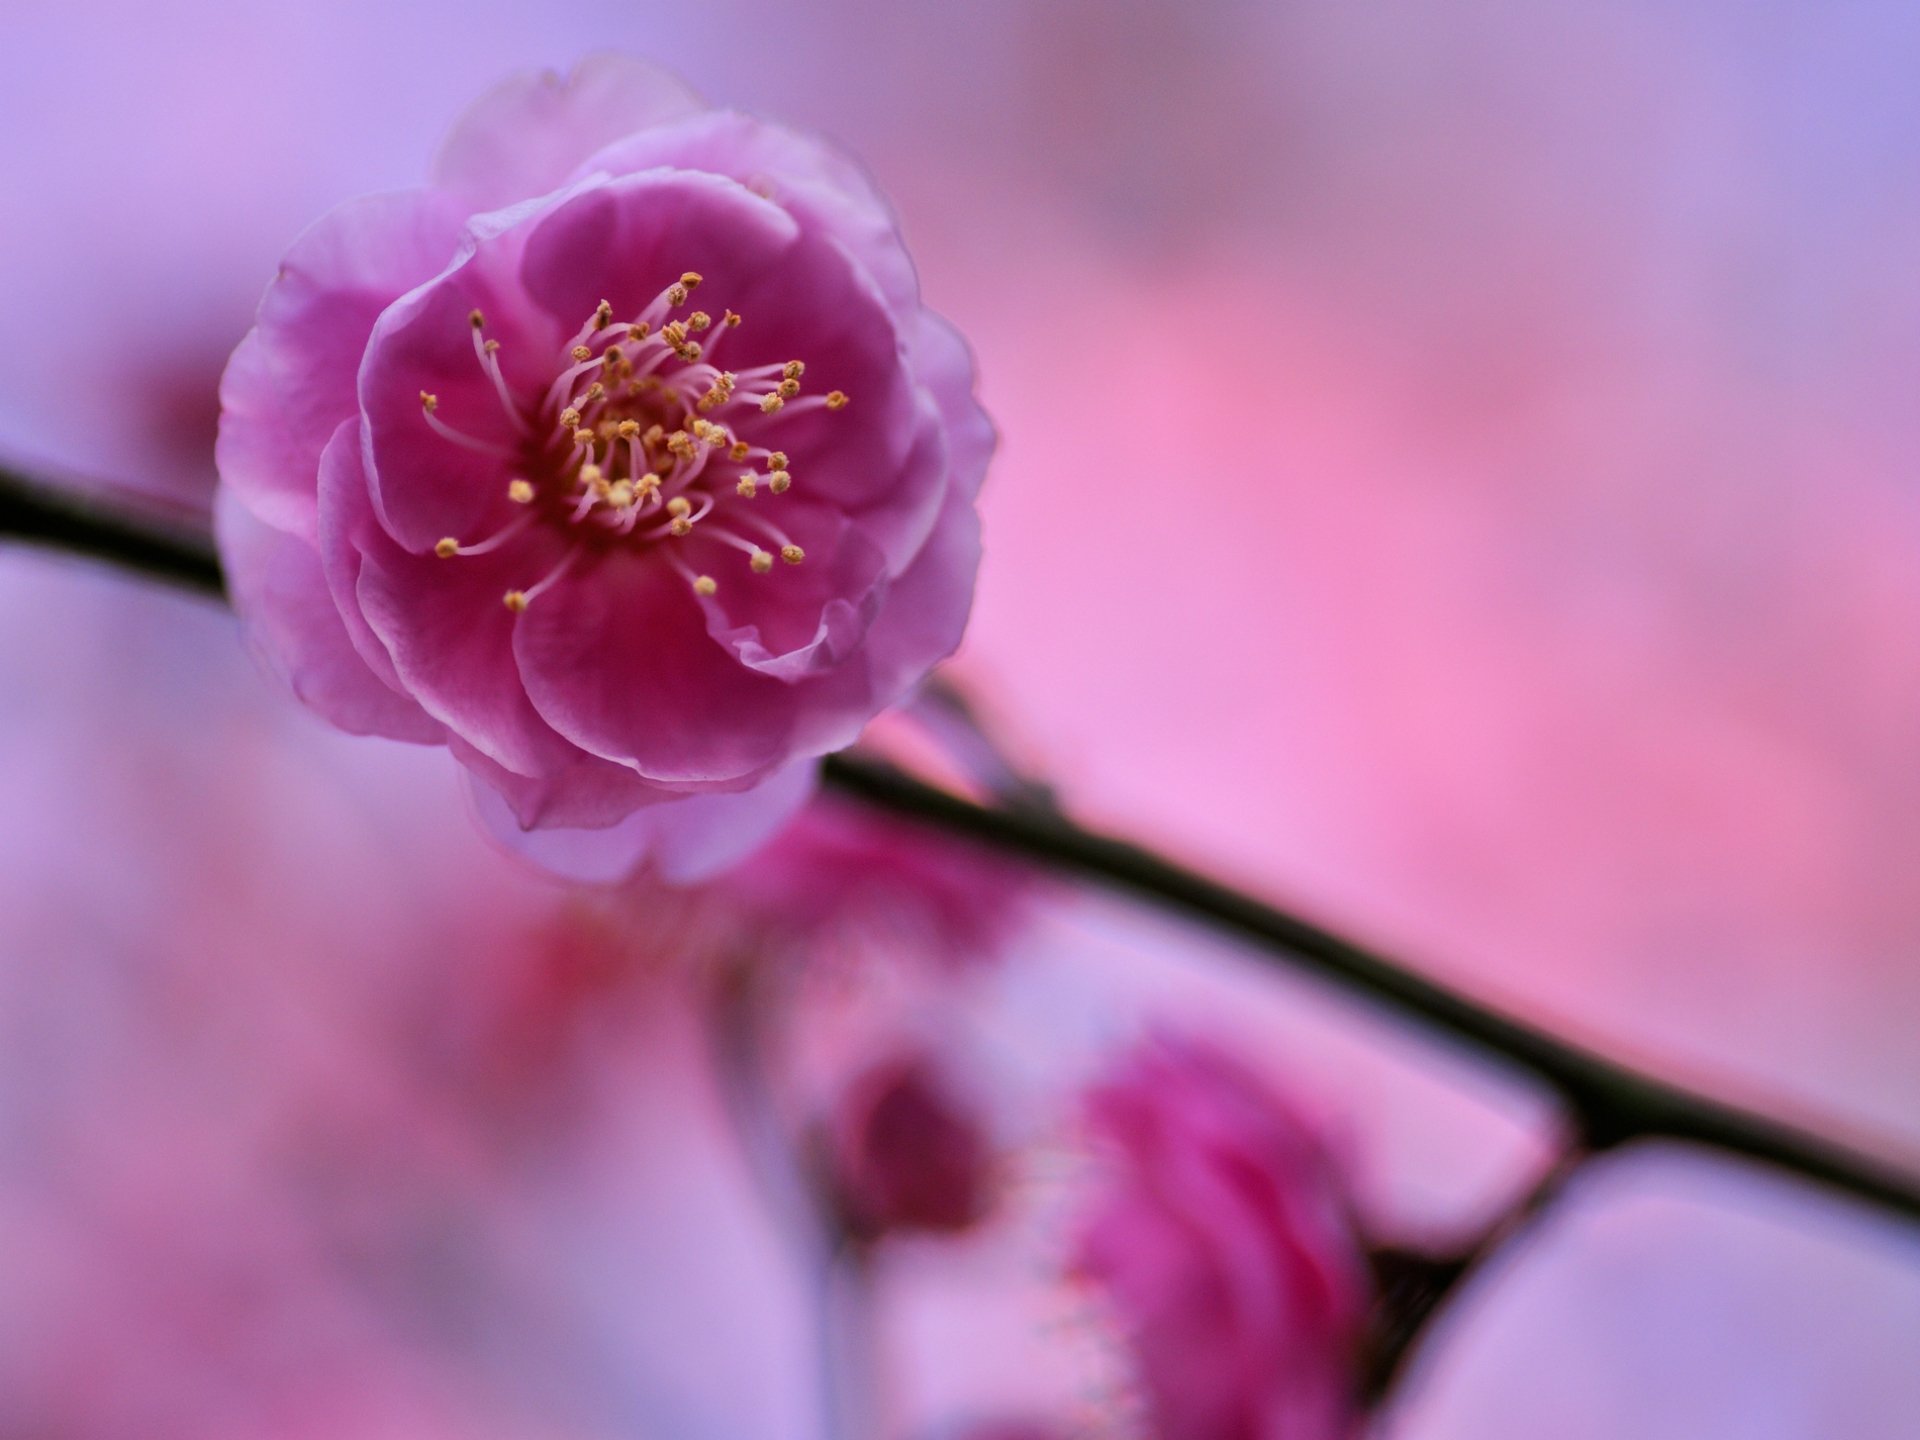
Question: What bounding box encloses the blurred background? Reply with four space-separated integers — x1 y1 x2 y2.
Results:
2 2 1919 1436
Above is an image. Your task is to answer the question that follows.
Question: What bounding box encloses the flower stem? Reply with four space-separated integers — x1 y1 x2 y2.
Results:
4 459 1918 1226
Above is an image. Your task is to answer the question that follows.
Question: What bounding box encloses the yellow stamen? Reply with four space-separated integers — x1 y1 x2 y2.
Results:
503 590 529 612
434 537 459 559
750 549 773 574
693 575 718 596
508 480 535 504
826 390 849 410
781 544 805 565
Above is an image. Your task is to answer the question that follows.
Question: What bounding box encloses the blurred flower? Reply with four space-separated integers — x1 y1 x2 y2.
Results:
1071 1036 1369 1440
717 795 1035 969
824 1050 996 1243
216 55 991 882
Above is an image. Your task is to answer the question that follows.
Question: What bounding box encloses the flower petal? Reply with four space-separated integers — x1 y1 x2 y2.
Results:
216 488 443 744
513 547 808 784
218 188 463 539
469 757 817 885
344 474 586 780
432 54 706 211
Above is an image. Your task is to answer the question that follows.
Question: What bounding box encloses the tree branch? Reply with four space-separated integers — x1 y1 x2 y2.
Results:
6 460 1918 1226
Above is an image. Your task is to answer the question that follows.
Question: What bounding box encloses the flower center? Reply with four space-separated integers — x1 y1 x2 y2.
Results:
418 271 849 611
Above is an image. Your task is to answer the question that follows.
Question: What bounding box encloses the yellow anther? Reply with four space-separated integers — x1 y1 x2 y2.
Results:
826 390 849 410
767 451 789 469
644 424 666 446
629 322 651 341
693 574 718 596
776 378 801 399
782 361 805 381
661 321 687 347
508 480 535 504
768 470 792 494
503 590 529 612
676 343 703 362
616 419 641 439
781 545 805 565
580 463 604 486
728 441 751 461
608 479 636 507
669 516 693 537
637 472 662 495
593 299 613 328
689 311 711 332
559 407 582 428
722 310 742 327
583 383 606 402
434 537 460 559
666 283 689 307
736 475 758 498
750 548 774 574
680 271 704 290
760 393 784 414
690 418 712 439
666 496 692 517
420 391 440 412
571 345 592 362
573 428 597 447
483 338 501 354
469 309 486 329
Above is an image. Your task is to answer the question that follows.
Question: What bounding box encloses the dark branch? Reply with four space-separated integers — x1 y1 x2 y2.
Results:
6 460 1919 1226
0 464 225 600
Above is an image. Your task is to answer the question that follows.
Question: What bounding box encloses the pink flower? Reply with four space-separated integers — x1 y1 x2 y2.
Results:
824 1050 996 1242
216 56 991 881
1072 1037 1369 1440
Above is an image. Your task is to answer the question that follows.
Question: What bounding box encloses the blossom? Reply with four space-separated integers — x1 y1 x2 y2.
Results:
216 55 991 881
823 1050 996 1242
1071 1037 1369 1440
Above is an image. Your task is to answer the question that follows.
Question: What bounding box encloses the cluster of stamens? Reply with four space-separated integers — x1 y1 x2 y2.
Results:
418 271 850 612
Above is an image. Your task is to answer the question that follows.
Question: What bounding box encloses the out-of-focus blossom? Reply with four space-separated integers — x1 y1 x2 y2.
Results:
1071 1036 1369 1440
715 795 1034 969
824 1050 996 1242
216 55 991 882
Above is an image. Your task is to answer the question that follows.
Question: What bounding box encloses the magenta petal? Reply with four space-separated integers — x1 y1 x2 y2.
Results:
573 110 920 317
216 491 443 745
447 733 668 831
432 55 706 212
217 189 463 539
909 310 995 501
471 759 817 884
514 550 801 784
855 482 983 710
347 490 585 780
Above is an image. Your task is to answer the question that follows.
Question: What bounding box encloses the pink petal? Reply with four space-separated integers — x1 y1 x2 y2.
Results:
343 473 587 781
469 757 817 884
217 188 463 539
511 547 802 785
431 55 706 212
215 489 442 745
572 110 920 318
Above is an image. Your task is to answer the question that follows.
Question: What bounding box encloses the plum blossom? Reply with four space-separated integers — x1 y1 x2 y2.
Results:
1072 1036 1369 1440
216 55 991 881
823 1050 996 1242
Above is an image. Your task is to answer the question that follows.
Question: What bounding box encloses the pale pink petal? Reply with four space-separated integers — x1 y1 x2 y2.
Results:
470 757 816 884
216 489 443 744
432 54 706 212
217 188 463 539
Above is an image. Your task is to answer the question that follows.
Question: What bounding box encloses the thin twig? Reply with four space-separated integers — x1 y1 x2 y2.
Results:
5 462 1918 1226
